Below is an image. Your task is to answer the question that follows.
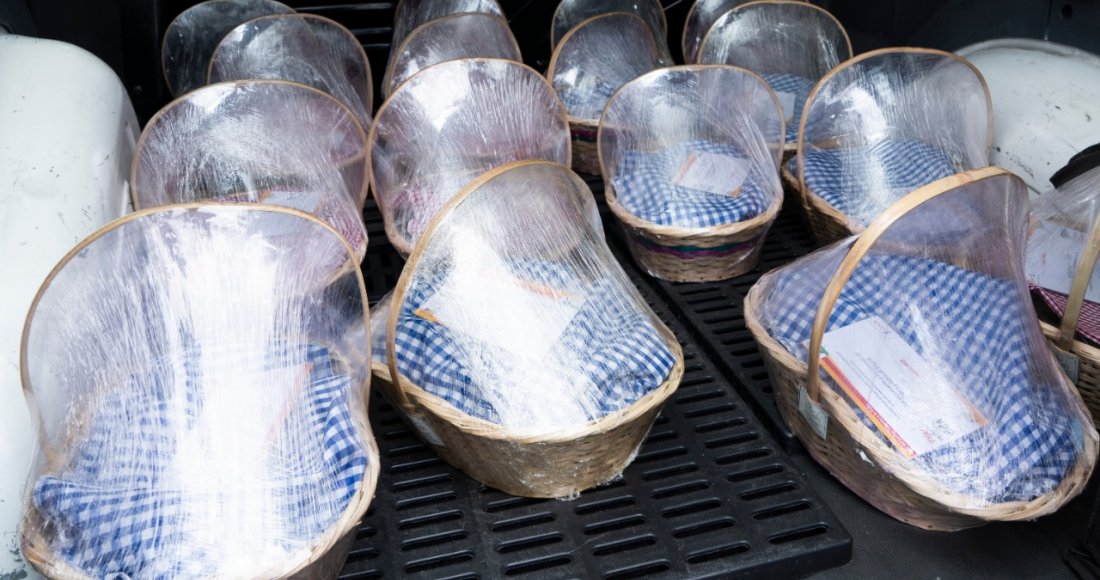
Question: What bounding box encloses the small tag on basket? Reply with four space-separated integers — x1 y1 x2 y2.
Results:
1051 343 1080 384
798 385 829 439
673 151 750 197
408 414 445 447
776 91 797 123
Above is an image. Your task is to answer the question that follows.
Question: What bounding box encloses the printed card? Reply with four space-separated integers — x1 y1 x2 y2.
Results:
776 91 797 123
673 151 751 197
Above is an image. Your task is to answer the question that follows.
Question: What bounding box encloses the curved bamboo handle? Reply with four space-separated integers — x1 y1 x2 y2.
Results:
804 168 1003 402
1056 211 1100 350
385 295 415 410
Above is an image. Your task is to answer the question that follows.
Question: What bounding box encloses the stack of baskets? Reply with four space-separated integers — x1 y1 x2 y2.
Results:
599 65 786 282
746 167 1097 530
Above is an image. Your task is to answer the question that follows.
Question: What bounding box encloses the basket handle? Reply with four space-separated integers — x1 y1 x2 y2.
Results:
1055 211 1100 350
804 169 998 403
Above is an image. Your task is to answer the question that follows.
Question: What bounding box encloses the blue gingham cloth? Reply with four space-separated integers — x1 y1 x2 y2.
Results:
800 139 957 221
762 251 1083 502
388 261 676 425
33 343 368 579
762 73 814 144
557 79 619 121
611 140 775 228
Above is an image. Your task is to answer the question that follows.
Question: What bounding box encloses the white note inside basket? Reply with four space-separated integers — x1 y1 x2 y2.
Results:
674 151 750 197
776 91 797 124
1026 222 1100 303
818 316 987 459
420 265 584 361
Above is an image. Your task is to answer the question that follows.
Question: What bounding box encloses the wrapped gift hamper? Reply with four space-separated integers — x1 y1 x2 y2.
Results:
132 80 369 258
1026 146 1100 425
208 13 374 130
369 58 571 257
383 12 521 98
370 160 684 498
548 13 670 174
599 65 785 282
793 47 992 245
550 0 667 50
682 0 808 64
697 0 851 152
20 205 380 578
162 0 293 96
745 167 1098 531
386 0 504 81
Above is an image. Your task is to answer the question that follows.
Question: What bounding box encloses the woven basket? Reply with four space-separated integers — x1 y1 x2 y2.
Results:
793 47 993 247
1038 209 1100 427
19 205 381 579
379 160 685 498
569 117 601 175
745 168 1097 531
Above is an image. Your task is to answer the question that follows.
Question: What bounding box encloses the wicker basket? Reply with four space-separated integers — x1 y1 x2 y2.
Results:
19 205 381 579
793 47 993 247
378 160 685 498
745 168 1097 530
568 117 601 175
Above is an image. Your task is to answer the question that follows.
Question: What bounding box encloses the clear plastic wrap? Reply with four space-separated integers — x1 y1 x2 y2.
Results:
551 0 667 51
369 58 571 257
208 13 374 131
745 167 1097 530
132 80 369 258
162 0 294 96
371 160 683 497
20 204 379 578
383 12 521 98
387 0 504 80
598 65 784 281
796 48 992 238
697 1 851 147
682 0 787 64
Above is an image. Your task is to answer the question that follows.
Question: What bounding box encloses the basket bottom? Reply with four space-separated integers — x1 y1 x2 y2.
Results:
619 227 767 283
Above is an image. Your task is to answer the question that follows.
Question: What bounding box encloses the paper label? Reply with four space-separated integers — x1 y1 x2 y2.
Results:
1026 222 1100 303
673 151 750 197
818 316 986 459
798 385 829 439
418 269 584 361
776 91 797 123
1051 343 1081 384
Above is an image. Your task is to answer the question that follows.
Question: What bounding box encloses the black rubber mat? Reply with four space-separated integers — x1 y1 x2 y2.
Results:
343 200 852 579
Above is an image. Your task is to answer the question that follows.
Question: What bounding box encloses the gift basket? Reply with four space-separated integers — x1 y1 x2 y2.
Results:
383 12 521 98
369 58 571 257
1026 146 1100 425
386 0 504 83
794 47 991 245
132 80 369 258
745 167 1098 531
162 0 294 97
550 0 667 51
682 0 794 64
20 204 380 578
208 13 374 131
697 1 851 151
548 13 669 175
599 65 785 282
369 160 684 498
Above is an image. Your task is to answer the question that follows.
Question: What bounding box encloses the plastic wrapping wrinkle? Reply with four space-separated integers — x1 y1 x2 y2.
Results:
161 0 294 96
551 0 667 49
387 0 504 81
384 12 520 98
682 0 760 63
763 73 814 143
611 140 773 228
208 13 374 131
761 251 1081 501
800 139 958 216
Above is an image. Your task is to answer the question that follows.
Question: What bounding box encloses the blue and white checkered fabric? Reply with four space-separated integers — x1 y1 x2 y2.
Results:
33 343 368 579
762 252 1083 502
761 73 814 144
800 139 957 220
558 80 619 120
611 140 774 228
390 261 676 425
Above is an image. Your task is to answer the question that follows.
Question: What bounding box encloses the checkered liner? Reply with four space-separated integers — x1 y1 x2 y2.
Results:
388 260 676 426
800 139 957 221
32 343 368 578
558 80 619 121
762 73 814 145
762 252 1083 502
611 140 775 228
1031 285 1100 346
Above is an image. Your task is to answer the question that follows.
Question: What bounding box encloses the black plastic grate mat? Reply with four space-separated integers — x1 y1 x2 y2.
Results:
343 199 851 579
